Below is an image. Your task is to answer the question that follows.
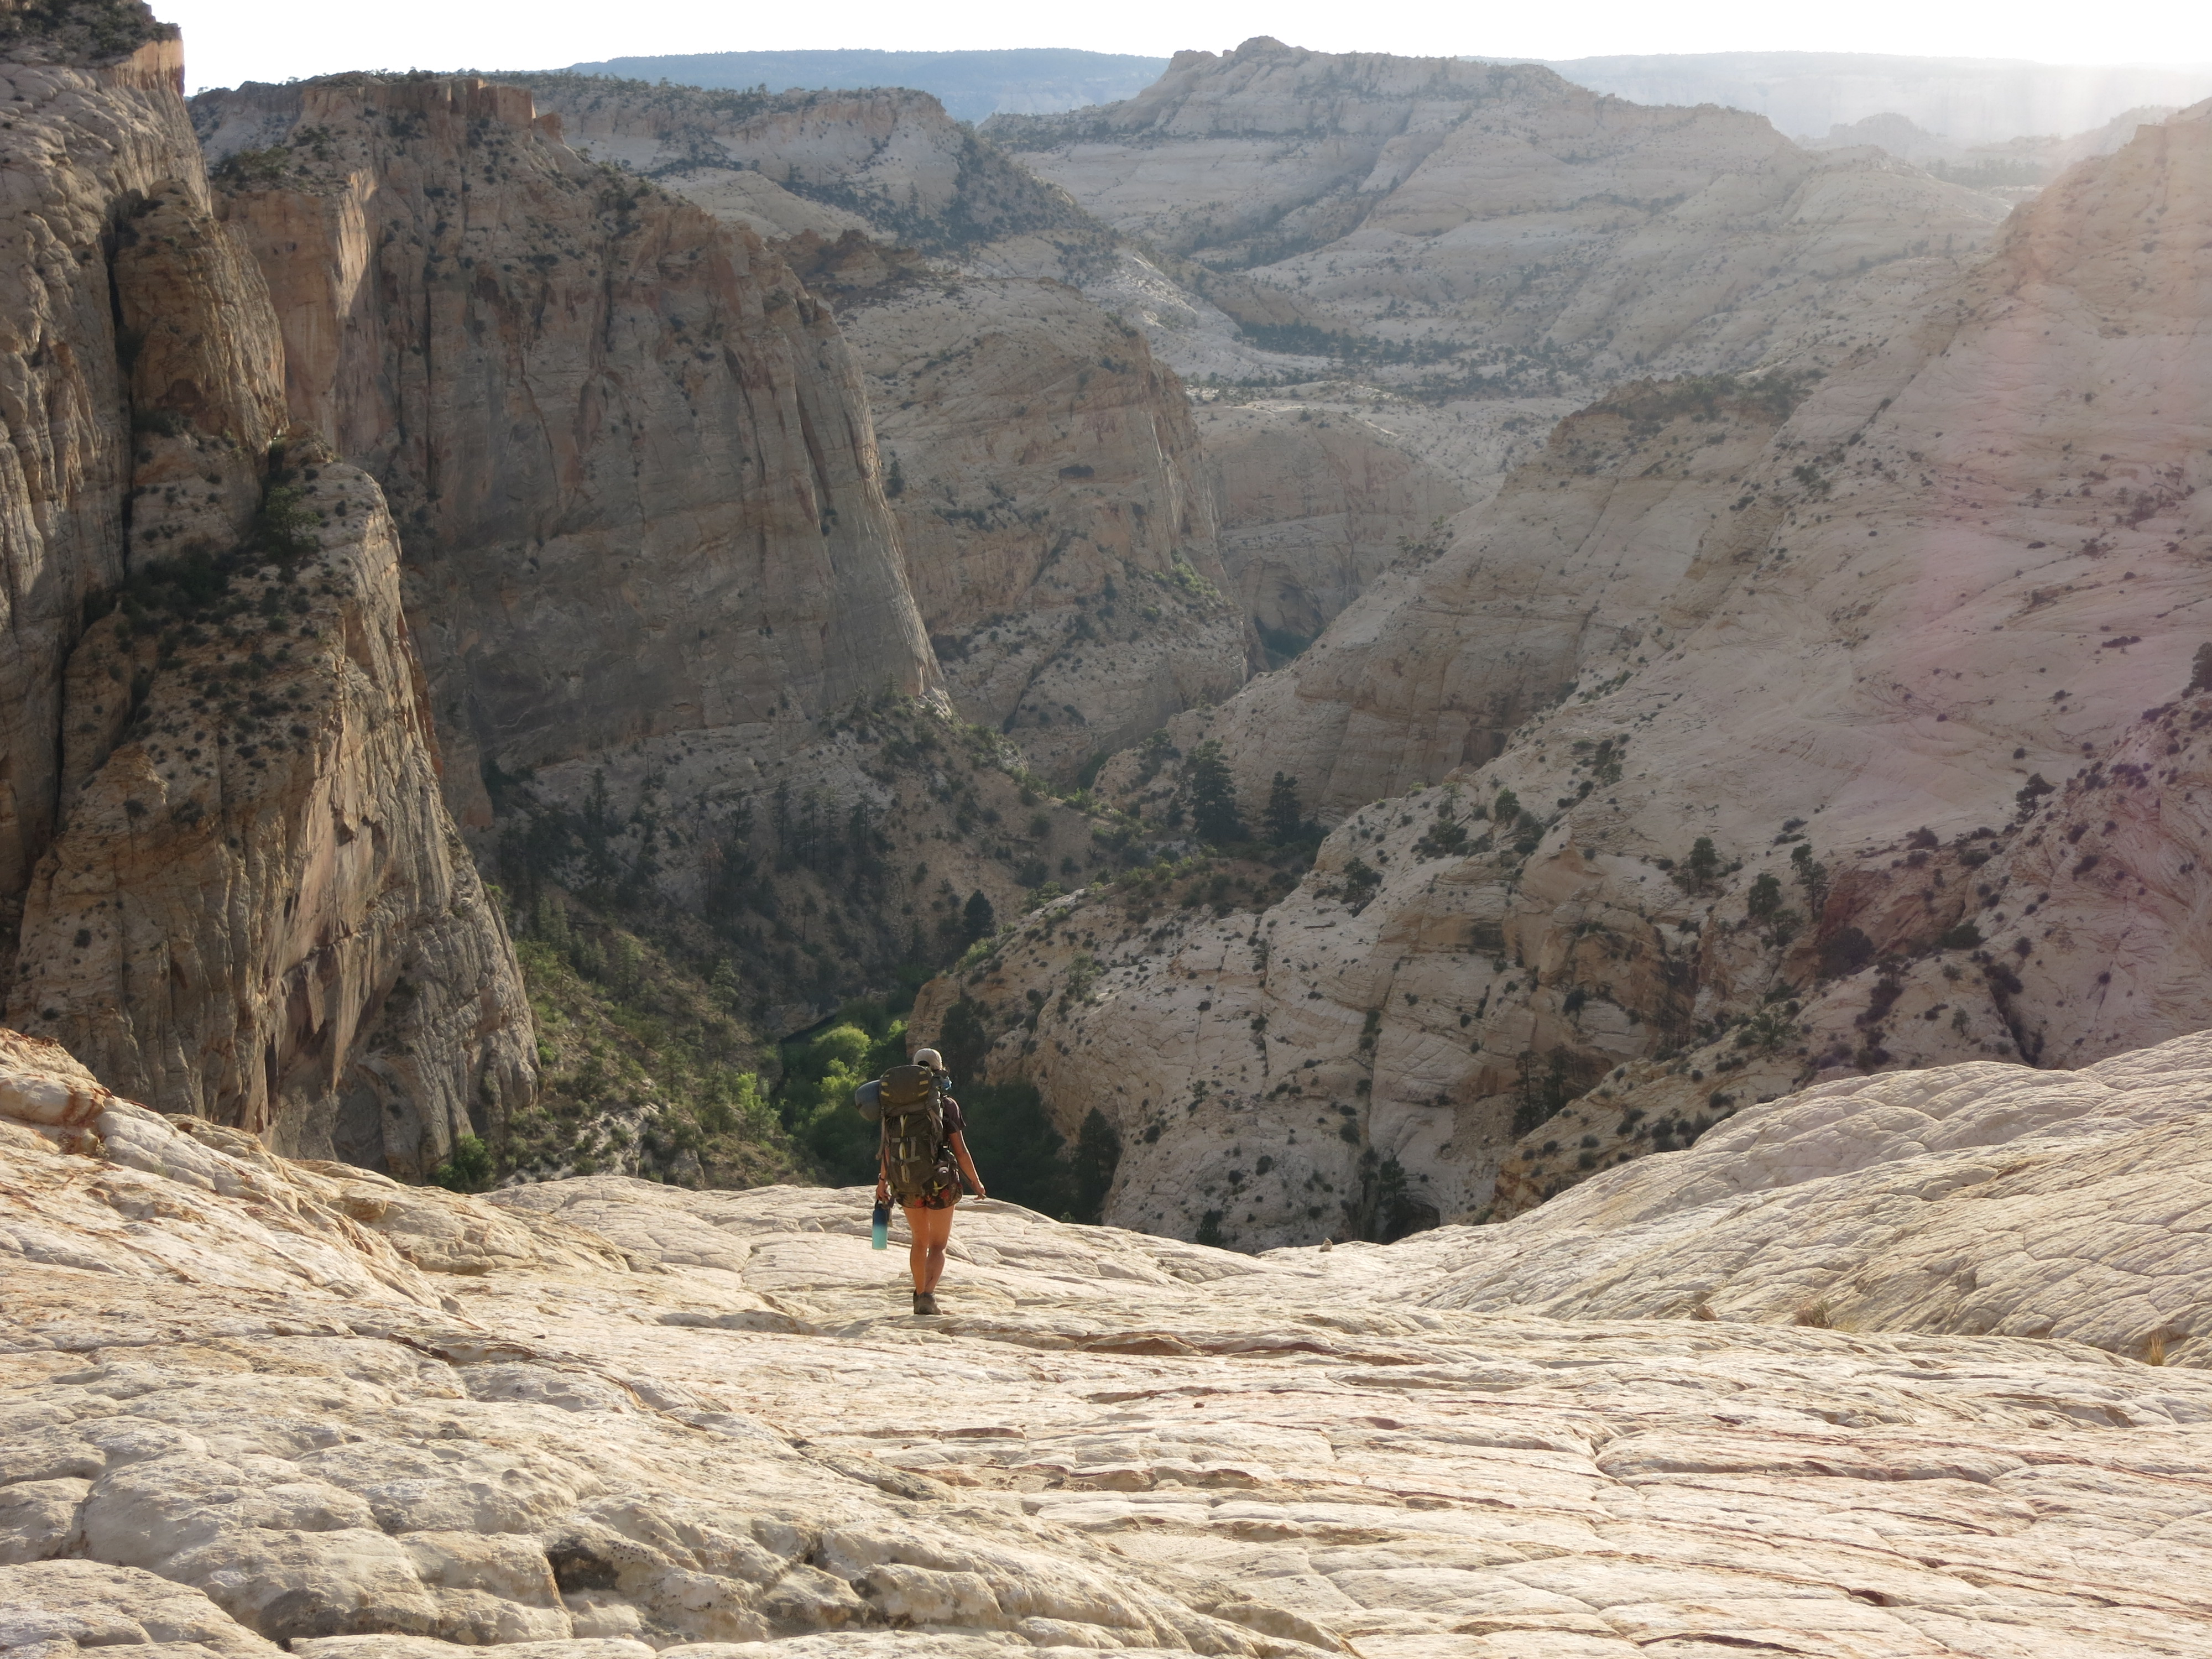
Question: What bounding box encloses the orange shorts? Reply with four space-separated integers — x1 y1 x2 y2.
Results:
902 1185 961 1211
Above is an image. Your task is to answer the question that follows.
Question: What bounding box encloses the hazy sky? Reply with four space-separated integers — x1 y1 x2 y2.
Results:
162 0 2209 92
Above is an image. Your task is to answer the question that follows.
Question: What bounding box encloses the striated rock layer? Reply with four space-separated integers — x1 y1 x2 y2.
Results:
6 1029 2212 1656
921 98 2212 1244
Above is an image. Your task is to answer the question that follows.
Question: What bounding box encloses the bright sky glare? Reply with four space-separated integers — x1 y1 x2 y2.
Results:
160 0 2210 93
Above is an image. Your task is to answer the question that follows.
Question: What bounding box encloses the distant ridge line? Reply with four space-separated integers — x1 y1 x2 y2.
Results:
557 48 1171 124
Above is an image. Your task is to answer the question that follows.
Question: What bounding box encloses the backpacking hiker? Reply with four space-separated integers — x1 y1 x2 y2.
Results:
864 1046 985 1315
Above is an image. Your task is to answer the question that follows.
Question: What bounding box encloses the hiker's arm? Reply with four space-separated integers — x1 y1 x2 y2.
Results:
875 1140 889 1204
950 1131 985 1200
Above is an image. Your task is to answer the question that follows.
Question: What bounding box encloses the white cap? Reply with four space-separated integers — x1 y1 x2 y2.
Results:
912 1047 945 1070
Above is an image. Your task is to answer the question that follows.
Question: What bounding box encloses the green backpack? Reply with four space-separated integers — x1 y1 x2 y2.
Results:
878 1065 953 1202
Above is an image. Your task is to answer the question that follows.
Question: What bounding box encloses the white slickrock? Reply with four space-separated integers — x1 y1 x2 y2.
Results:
6 1035 2212 1658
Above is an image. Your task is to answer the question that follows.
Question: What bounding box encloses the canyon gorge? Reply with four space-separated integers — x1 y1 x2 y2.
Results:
6 1 2212 1648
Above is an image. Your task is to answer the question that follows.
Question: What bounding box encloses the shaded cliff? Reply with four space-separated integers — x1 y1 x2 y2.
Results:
507 74 1251 782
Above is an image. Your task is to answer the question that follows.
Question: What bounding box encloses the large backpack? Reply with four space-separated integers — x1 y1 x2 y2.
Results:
878 1065 953 1202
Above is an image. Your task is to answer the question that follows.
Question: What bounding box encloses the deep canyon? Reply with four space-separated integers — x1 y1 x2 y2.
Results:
6 3 2212 1652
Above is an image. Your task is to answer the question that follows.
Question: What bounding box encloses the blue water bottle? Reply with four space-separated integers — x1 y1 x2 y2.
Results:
872 1202 890 1250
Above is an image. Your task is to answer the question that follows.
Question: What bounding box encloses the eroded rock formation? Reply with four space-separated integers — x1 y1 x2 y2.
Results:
918 98 2212 1244
991 36 2011 395
0 11 533 1166
6 1027 2212 1654
6 461 534 1173
192 74 937 822
0 19 197 902
510 75 1251 781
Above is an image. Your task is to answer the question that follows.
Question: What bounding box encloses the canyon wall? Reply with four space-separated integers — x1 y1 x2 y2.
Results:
0 18 194 906
0 10 534 1166
918 99 2212 1247
6 458 535 1173
510 75 1253 781
193 75 938 822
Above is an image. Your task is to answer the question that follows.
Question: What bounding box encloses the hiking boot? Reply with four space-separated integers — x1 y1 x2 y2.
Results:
912 1291 940 1316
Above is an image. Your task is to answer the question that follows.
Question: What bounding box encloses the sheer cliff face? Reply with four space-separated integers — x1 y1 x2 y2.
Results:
991 37 2010 393
192 76 937 821
920 102 2212 1246
513 75 1250 781
834 273 1244 776
0 23 534 1168
7 462 535 1175
0 29 197 903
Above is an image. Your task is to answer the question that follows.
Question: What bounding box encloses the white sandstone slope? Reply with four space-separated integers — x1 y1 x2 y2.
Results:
920 97 2212 1245
8 1025 2212 1657
1333 1026 2212 1361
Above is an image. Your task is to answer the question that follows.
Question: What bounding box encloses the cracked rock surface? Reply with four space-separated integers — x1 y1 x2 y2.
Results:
7 1030 2212 1658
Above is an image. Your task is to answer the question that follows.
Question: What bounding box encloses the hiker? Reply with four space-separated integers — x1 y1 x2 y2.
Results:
868 1046 985 1315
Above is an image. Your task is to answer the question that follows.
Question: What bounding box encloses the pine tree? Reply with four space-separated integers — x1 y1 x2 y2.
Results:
1264 772 1303 844
961 889 997 943
1186 741 1244 844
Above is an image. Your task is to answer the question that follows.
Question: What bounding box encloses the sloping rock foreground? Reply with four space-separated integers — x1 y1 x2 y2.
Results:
7 1029 2212 1656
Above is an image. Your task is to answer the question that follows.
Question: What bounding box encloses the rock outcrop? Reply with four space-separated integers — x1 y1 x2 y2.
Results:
6 460 535 1173
919 98 2212 1244
0 14 534 1166
1359 1025 2212 1363
834 273 1243 775
7 1030 2212 1655
0 14 197 904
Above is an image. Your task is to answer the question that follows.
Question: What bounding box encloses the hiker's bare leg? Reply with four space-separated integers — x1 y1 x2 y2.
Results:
903 1201 955 1292
903 1204 930 1291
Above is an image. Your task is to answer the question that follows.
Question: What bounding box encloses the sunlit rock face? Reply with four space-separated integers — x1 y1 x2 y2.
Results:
7 1027 2212 1657
6 463 535 1175
924 100 2212 1244
0 19 208 900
